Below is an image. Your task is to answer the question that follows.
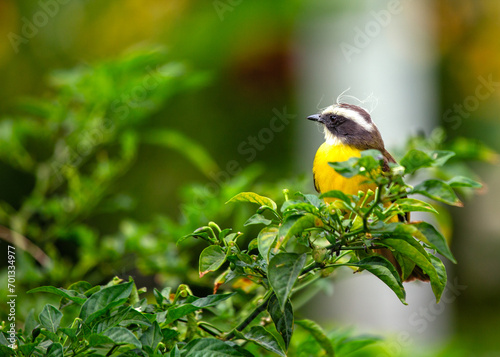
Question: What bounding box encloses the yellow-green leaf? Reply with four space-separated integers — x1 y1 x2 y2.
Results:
199 245 226 278
226 192 277 210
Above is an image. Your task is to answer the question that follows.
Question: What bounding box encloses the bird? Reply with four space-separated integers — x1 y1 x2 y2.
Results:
308 102 428 282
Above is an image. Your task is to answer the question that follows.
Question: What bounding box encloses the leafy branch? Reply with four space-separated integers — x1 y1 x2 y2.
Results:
0 147 485 356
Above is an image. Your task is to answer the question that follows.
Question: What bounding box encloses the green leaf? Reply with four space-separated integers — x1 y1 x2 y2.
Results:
119 307 153 328
88 334 114 347
0 346 15 357
0 331 8 346
430 150 456 166
243 326 286 357
446 176 482 188
281 202 319 215
163 328 180 342
361 149 385 160
102 327 142 349
226 192 277 210
183 338 247 356
244 213 272 227
79 282 133 323
336 334 382 356
412 179 463 207
228 344 256 357
191 292 236 308
319 190 352 203
139 321 162 351
258 226 278 262
18 343 37 356
165 305 200 324
274 215 300 251
199 245 226 278
59 327 78 340
154 287 169 305
247 238 259 252
359 150 385 172
40 329 59 342
28 286 87 304
46 342 63 357
298 193 323 208
281 199 303 211
165 293 234 324
170 345 181 357
67 281 93 294
295 319 334 356
412 221 457 263
268 253 307 311
401 149 433 174
279 214 318 249
268 295 294 350
429 255 447 289
219 228 233 240
24 309 37 338
394 198 438 214
39 305 63 333
62 281 92 306
347 256 406 304
329 149 382 178
380 237 444 302
393 251 416 282
401 149 455 173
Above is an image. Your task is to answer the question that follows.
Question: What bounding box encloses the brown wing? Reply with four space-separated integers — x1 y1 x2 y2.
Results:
381 149 397 172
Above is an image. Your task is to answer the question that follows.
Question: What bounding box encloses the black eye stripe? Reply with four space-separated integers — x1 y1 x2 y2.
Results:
329 114 345 123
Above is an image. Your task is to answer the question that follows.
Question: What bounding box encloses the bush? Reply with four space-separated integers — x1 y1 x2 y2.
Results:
1 146 484 356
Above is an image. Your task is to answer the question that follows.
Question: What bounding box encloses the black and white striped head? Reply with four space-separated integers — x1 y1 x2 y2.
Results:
307 103 385 151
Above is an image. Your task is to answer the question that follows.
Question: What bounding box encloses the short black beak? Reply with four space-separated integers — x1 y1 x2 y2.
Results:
307 114 322 122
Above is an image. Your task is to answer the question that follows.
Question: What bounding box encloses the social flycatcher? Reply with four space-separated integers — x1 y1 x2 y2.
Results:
308 103 428 282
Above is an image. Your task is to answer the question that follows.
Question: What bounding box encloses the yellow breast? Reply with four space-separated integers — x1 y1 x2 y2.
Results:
313 142 376 198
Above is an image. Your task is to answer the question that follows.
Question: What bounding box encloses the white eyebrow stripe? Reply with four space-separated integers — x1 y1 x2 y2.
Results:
322 105 374 132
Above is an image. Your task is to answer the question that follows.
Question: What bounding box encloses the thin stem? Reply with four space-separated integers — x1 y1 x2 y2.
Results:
325 244 384 251
362 186 381 232
225 291 272 340
62 318 81 349
106 345 118 356
358 189 374 210
177 318 222 338
261 206 281 220
198 321 224 334
301 261 321 275
343 229 364 238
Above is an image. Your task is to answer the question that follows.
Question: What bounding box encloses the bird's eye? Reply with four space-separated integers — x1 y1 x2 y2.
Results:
330 114 345 124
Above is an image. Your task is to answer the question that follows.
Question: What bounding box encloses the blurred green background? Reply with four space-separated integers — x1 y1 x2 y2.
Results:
0 0 499 355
